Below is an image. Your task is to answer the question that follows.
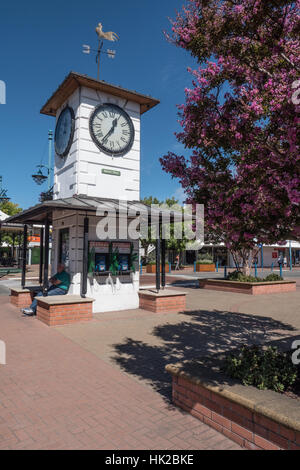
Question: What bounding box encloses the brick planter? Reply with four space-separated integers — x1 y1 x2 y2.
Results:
10 288 33 308
36 295 94 326
146 264 170 274
199 279 296 295
196 264 215 272
166 361 300 450
139 289 186 313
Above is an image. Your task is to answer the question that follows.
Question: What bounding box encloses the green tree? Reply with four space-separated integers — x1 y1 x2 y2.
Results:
140 196 189 264
0 201 23 256
0 201 22 216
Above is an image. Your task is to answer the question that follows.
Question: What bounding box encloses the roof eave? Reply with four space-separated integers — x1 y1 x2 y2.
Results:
40 72 160 117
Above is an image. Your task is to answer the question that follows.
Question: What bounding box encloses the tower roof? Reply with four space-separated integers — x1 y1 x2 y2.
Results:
40 72 160 116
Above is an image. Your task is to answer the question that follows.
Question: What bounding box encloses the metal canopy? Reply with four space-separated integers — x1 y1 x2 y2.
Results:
5 195 190 226
0 222 24 233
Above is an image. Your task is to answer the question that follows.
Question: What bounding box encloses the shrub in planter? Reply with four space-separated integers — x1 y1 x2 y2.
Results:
227 270 258 282
222 345 297 393
264 273 284 282
227 270 284 283
197 253 214 265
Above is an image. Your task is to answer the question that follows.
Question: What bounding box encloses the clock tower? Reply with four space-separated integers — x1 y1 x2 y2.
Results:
41 72 159 201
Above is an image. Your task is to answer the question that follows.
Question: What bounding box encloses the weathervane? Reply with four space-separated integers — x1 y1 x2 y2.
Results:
83 22 119 81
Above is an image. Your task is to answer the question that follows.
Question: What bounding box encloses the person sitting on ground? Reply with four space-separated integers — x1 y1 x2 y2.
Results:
22 263 70 317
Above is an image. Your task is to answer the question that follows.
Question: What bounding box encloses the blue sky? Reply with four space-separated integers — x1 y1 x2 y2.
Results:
0 0 196 210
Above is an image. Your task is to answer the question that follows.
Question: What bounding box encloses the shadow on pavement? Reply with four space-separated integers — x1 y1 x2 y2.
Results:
112 309 296 402
0 285 10 296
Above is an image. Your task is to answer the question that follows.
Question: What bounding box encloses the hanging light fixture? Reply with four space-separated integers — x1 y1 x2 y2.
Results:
31 166 48 185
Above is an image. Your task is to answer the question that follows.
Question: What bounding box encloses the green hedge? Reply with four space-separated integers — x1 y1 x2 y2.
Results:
222 345 297 393
226 270 283 282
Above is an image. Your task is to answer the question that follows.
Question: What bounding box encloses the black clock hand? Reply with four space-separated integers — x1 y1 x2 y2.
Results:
102 118 118 144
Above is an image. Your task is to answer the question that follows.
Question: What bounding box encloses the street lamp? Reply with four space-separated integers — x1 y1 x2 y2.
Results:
32 166 48 185
32 130 53 189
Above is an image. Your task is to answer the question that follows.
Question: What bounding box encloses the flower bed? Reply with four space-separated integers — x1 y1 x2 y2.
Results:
198 279 296 295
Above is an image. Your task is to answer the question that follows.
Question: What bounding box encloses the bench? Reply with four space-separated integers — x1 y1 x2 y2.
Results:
10 287 37 308
36 295 94 326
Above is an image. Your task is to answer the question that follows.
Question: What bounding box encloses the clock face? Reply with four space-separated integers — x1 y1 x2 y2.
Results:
55 106 75 157
89 103 135 157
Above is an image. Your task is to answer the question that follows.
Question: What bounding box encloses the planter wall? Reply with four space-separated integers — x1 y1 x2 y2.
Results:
146 264 170 274
199 279 296 295
166 363 300 451
139 289 186 313
196 264 215 272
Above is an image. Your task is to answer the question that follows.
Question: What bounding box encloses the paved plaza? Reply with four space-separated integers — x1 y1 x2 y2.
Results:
0 275 299 450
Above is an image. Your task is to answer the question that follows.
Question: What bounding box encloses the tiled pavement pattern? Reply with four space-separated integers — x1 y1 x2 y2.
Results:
0 295 240 450
58 283 300 400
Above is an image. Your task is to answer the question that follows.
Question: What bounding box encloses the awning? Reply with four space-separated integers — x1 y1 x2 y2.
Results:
5 195 193 225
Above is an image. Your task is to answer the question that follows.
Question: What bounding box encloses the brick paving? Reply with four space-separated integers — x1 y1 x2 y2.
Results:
2 281 299 450
0 295 240 450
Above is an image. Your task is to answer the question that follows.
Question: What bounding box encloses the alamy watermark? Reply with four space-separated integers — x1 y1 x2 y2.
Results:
95 202 204 249
291 340 300 365
0 340 6 365
0 80 6 104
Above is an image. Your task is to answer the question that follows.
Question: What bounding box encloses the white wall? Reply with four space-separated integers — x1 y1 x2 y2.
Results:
53 86 141 202
52 210 140 313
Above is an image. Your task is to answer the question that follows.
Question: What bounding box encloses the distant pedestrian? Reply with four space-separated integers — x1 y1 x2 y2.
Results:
277 255 283 268
175 255 180 271
283 256 288 268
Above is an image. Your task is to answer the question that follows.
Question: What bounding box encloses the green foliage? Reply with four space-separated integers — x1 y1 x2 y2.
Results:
140 196 189 262
0 201 22 216
227 270 258 282
0 202 23 249
109 246 119 276
227 270 284 282
197 253 214 265
264 273 284 282
129 243 138 273
147 260 156 266
222 345 297 393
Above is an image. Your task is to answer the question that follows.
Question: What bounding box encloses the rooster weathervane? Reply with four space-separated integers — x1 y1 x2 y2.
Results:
83 22 119 80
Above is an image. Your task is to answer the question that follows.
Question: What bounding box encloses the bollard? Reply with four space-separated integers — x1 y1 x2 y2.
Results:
194 261 197 273
216 261 219 273
169 262 171 274
224 266 227 278
280 264 283 277
271 263 274 273
255 263 258 278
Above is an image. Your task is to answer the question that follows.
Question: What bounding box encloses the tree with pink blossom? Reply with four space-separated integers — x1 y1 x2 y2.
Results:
161 0 300 274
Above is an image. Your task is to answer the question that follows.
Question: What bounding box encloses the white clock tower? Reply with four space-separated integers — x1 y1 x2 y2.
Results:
41 72 159 202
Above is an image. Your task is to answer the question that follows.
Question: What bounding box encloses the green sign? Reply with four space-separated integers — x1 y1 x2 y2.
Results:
101 169 121 177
